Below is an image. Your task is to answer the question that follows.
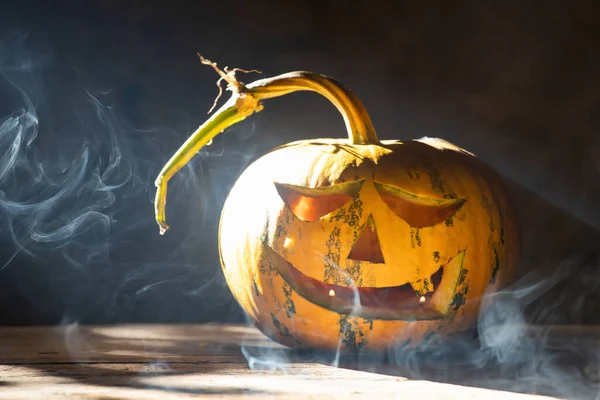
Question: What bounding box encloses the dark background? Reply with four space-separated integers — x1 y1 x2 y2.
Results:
0 0 599 326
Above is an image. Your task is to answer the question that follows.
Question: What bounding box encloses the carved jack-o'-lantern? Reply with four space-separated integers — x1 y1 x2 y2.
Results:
154 56 520 351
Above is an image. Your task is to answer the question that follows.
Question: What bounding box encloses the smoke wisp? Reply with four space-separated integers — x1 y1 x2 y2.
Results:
0 31 256 325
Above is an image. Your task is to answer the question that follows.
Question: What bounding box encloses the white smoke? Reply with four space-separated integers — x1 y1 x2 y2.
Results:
0 31 255 324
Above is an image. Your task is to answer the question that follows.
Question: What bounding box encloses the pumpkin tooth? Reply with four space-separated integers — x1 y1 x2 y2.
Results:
409 281 427 297
428 251 466 316
409 265 443 296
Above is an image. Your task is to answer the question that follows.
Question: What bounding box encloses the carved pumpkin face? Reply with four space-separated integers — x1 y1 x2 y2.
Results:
218 137 519 351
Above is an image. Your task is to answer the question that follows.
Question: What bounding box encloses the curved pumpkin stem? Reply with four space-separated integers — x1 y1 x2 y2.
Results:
246 71 378 145
154 56 379 234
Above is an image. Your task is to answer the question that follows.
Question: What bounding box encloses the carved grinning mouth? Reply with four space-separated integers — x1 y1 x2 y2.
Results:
263 244 467 320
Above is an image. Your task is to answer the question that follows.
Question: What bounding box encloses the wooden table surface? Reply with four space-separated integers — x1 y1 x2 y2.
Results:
0 324 597 399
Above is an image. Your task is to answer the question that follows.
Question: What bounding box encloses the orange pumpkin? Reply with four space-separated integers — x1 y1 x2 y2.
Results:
154 56 520 351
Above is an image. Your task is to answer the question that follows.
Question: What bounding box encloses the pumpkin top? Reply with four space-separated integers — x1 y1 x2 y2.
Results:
252 137 478 191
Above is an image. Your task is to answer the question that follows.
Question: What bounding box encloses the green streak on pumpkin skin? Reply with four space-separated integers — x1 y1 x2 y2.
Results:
457 268 469 286
329 207 347 223
450 285 469 311
484 177 506 247
423 278 430 293
330 195 363 228
269 313 301 347
346 196 363 228
259 218 273 274
441 193 457 226
324 226 342 284
490 248 500 284
497 202 506 245
339 315 367 351
270 313 290 336
284 209 291 224
478 190 492 211
274 224 286 240
259 218 270 247
413 277 423 297
325 199 364 286
253 280 260 297
428 169 445 193
259 257 270 274
410 228 421 248
345 260 363 287
407 167 421 180
482 176 506 283
281 281 296 318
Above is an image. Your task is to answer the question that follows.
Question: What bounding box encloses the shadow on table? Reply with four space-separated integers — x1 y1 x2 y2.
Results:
2 324 281 396
244 326 600 399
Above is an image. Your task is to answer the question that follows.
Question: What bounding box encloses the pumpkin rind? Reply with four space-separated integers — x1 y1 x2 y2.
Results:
153 61 520 351
218 138 520 351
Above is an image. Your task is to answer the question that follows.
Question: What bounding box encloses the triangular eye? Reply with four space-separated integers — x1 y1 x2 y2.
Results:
374 182 466 228
275 180 365 222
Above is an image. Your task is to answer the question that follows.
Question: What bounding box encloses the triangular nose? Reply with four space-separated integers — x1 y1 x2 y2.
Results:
347 214 385 263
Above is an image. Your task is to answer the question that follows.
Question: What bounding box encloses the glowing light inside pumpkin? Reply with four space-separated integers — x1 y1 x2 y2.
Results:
419 296 426 304
329 289 335 297
283 237 294 252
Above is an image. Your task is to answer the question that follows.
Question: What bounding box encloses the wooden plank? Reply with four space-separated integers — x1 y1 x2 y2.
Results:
0 362 559 400
0 323 597 363
0 324 262 363
0 324 595 399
